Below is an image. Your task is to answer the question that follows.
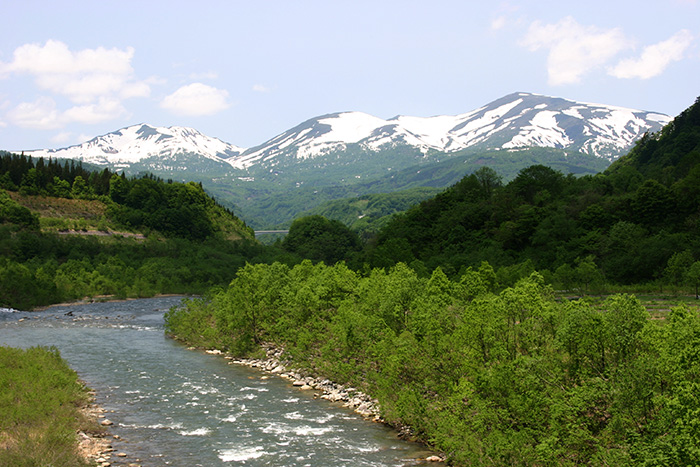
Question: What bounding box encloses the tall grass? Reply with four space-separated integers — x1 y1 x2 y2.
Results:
0 346 103 466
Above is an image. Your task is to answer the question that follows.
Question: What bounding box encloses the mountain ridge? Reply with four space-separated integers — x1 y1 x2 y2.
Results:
25 92 670 171
233 92 670 168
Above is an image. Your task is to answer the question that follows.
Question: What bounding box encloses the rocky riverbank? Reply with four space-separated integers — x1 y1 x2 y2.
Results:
202 344 446 464
77 391 140 467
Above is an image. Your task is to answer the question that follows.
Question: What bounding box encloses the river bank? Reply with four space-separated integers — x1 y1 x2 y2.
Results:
196 343 446 464
77 392 137 467
3 296 441 466
0 346 116 466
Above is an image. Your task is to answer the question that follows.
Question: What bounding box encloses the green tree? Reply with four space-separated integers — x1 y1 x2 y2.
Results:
631 179 675 226
48 176 71 198
0 191 39 229
664 250 694 289
109 173 129 203
572 255 603 295
282 215 361 264
71 175 93 199
214 262 290 352
686 261 700 298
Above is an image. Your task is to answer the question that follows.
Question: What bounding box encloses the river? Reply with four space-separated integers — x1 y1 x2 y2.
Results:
0 296 441 466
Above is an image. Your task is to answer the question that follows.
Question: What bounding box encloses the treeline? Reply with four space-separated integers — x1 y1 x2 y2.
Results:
359 97 700 289
0 151 113 197
165 260 700 465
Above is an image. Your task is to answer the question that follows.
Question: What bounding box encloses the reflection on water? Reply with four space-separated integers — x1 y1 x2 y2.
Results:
0 297 440 466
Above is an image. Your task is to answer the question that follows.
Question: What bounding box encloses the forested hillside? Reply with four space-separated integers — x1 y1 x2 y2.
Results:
0 152 266 310
217 146 609 228
361 97 700 289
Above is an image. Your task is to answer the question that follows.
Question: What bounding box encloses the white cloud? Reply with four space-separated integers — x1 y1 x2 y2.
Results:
161 83 230 116
610 30 694 79
1 40 149 131
7 97 63 129
63 97 129 124
8 96 129 129
1 40 149 105
491 15 507 31
520 16 633 85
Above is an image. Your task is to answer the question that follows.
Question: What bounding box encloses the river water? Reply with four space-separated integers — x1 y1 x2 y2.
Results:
0 297 440 466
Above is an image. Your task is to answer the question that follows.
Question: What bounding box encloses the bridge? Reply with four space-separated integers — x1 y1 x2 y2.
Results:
254 230 290 237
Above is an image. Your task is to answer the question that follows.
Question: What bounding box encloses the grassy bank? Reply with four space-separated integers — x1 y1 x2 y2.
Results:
0 346 105 467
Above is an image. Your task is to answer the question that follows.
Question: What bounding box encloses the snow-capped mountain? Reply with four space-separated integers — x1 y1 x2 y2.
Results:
28 124 246 170
233 92 670 169
25 93 670 175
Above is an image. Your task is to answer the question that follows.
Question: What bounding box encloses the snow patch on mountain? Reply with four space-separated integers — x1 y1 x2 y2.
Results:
229 93 671 168
27 124 246 168
23 93 672 173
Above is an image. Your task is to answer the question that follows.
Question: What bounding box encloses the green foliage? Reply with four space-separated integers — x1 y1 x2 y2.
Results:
0 223 267 309
201 145 608 228
166 261 700 465
297 187 442 236
0 346 99 467
0 152 264 309
282 215 361 264
611 96 700 182
0 152 254 242
0 190 39 229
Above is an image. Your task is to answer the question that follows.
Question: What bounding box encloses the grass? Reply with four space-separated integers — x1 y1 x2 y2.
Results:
0 346 105 466
7 191 147 238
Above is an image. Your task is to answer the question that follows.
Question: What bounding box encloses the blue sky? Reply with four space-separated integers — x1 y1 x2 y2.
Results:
1 0 698 151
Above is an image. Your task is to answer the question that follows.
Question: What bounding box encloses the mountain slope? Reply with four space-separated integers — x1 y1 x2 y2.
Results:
234 92 670 169
25 93 670 174
609 96 700 181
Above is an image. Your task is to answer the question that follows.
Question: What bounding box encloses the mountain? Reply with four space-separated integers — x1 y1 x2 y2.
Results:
28 124 246 174
26 93 670 173
362 96 700 285
236 92 670 168
20 92 672 226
